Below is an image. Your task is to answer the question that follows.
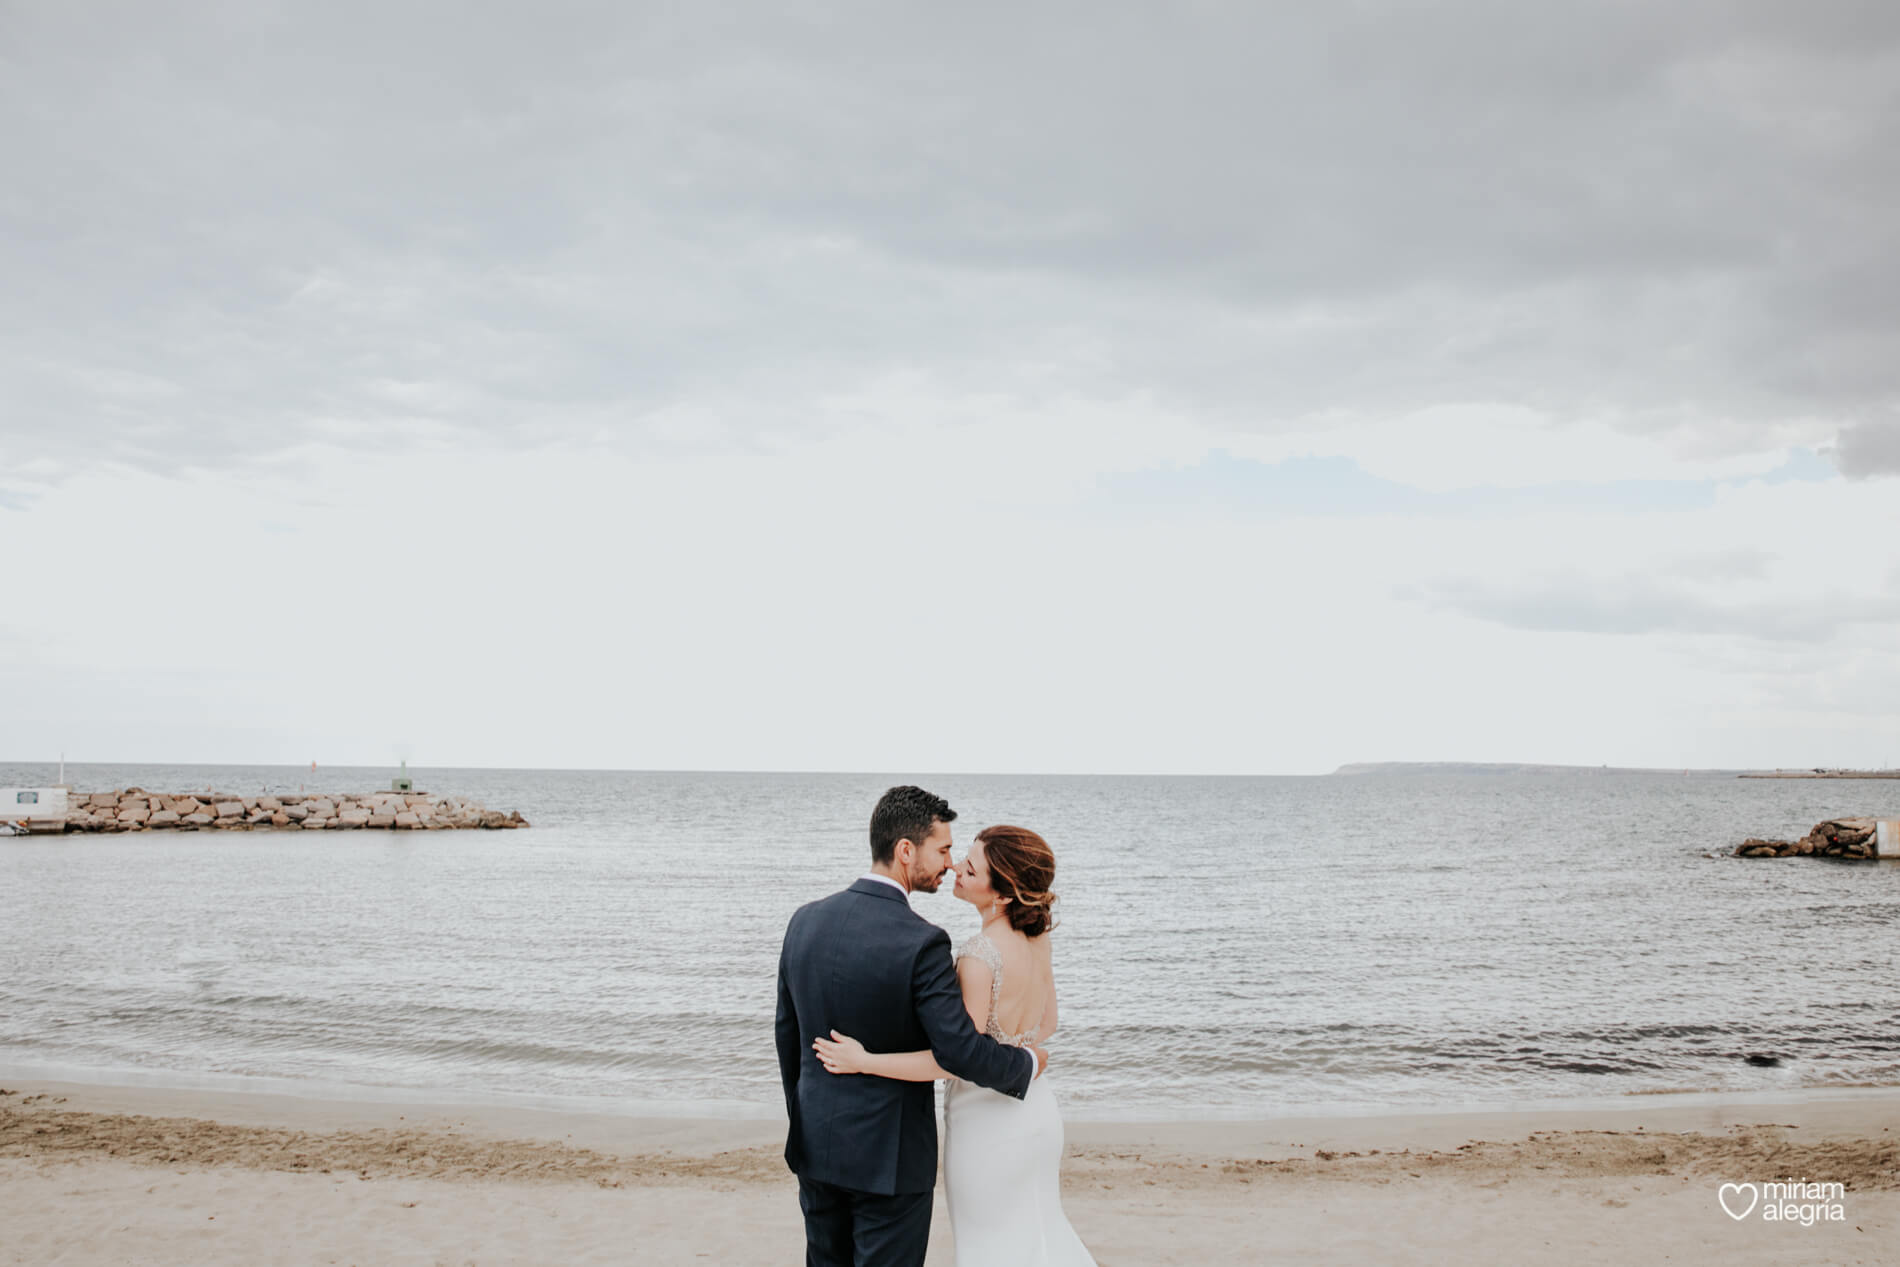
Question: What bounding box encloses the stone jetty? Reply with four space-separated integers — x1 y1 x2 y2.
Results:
1738 770 1900 779
1734 817 1885 859
55 789 527 833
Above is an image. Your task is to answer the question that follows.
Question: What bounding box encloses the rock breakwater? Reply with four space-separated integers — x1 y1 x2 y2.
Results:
57 789 528 833
1734 818 1882 859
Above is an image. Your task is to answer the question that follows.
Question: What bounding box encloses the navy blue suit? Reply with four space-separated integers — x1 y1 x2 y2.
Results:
776 878 1035 1265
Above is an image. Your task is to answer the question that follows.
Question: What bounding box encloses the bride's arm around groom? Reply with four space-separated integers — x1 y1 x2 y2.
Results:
812 939 1049 1081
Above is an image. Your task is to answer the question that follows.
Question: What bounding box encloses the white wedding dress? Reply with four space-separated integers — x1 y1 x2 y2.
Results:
941 932 1097 1267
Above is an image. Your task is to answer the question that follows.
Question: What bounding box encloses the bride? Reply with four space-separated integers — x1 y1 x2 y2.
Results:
812 825 1096 1267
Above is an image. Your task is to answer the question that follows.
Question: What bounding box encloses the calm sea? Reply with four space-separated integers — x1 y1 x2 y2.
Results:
3 763 1896 1118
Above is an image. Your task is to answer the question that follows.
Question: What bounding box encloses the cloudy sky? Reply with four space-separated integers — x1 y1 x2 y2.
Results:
4 2 1897 774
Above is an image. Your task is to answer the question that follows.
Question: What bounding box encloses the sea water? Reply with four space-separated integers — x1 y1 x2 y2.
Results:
3 763 1895 1117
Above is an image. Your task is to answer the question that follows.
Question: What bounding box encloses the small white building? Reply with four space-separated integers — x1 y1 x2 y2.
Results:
1 787 69 833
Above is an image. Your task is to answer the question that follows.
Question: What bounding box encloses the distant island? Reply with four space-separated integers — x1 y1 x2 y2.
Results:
1332 762 1900 778
1330 763 1740 775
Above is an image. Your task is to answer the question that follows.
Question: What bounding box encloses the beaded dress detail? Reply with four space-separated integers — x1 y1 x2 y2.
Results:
955 931 1040 1048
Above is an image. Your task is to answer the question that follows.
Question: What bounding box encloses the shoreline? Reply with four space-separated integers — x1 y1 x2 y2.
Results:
6 1073 1900 1156
9 1059 1897 1129
6 1075 1898 1264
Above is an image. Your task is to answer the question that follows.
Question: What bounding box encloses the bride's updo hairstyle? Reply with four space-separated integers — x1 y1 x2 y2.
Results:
975 825 1060 937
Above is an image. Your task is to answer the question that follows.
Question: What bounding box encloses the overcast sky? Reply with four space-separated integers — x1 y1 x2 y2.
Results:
4 2 1898 774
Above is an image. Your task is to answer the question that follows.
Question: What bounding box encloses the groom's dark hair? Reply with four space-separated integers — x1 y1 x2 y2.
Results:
869 785 956 865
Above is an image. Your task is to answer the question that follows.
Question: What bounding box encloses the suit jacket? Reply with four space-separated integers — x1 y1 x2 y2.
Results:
775 878 1035 1195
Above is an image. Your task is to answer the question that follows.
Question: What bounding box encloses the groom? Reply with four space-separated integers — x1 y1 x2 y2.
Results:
776 785 1047 1266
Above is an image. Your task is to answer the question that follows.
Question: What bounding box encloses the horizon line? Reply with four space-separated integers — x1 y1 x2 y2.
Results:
1 757 1825 779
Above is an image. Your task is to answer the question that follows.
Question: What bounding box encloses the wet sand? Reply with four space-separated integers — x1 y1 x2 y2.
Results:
3 1078 1897 1264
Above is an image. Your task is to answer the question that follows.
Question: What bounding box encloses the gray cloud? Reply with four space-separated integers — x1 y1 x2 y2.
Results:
1834 421 1900 478
1408 569 1900 642
3 2 1898 476
1660 547 1776 581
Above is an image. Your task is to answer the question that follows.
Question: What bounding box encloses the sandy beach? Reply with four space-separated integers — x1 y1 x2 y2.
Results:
3 1078 1896 1265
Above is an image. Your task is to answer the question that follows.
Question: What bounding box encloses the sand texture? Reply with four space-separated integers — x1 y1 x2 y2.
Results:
3 1080 1898 1264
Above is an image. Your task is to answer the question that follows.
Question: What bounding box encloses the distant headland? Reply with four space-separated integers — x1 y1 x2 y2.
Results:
1331 762 1900 778
1331 761 1736 776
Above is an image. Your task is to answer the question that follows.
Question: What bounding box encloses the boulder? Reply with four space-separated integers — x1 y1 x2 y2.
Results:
366 813 396 828
338 808 372 826
149 809 181 826
284 804 309 821
117 806 151 823
259 797 282 811
394 811 420 828
89 793 119 808
183 812 215 825
174 797 204 815
300 818 328 830
214 801 244 818
1739 817 1883 861
307 800 337 818
246 810 272 824
270 812 290 827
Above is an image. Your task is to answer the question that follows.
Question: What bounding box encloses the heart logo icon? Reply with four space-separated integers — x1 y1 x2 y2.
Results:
1718 1182 1758 1220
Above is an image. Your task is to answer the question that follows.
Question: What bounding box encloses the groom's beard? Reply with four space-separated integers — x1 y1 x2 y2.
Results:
909 863 947 893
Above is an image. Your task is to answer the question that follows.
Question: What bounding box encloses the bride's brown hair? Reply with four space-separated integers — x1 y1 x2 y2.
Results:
975 825 1059 937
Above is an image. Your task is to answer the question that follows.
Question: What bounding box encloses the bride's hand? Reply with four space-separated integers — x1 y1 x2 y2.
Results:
812 1030 869 1075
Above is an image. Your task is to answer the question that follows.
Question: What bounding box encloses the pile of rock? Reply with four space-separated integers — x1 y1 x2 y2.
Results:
1734 818 1878 859
60 789 528 833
